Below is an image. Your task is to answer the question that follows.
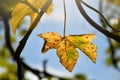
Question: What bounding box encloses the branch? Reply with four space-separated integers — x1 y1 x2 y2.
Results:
14 0 52 79
81 0 120 32
15 0 53 58
75 0 120 42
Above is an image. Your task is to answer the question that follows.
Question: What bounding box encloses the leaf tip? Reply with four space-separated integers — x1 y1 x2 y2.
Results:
41 49 47 54
93 60 96 63
92 53 97 63
37 34 42 37
37 34 40 36
12 28 16 35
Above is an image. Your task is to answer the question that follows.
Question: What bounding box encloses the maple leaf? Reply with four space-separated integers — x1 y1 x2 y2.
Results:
66 34 97 63
38 32 97 72
10 0 53 34
38 32 62 53
56 38 79 71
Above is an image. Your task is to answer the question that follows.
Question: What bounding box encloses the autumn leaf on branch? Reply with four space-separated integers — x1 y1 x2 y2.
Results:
10 0 53 34
38 32 97 72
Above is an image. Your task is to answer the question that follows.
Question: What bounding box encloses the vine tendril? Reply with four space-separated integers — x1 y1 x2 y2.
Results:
81 0 120 32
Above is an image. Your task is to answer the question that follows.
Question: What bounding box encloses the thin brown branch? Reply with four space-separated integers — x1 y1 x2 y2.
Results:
81 0 120 32
15 0 53 58
75 0 120 42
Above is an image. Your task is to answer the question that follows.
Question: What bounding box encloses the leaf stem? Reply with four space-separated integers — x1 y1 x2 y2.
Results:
63 0 67 37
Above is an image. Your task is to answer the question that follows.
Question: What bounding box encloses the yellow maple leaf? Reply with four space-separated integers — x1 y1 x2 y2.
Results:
10 0 53 34
66 34 97 63
38 32 97 72
57 38 79 71
38 32 62 53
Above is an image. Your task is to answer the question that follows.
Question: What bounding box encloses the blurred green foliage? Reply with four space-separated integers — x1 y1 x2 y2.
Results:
104 0 120 68
0 30 26 80
0 3 26 79
74 74 87 80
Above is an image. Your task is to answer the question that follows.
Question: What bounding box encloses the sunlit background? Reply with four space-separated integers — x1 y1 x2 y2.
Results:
0 0 120 80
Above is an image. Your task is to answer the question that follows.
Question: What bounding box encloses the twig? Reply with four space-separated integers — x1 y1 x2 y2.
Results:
15 0 52 59
75 0 120 42
81 0 120 32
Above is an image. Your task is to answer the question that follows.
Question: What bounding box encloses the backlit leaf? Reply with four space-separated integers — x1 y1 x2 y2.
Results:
38 32 61 53
66 34 97 63
38 32 97 72
57 38 79 72
10 0 53 34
